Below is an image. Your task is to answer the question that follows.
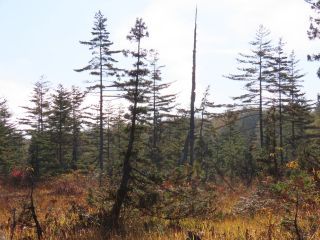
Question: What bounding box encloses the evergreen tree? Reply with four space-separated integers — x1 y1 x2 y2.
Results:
197 86 216 174
75 11 120 177
107 17 151 230
113 105 126 175
48 84 72 170
226 25 273 149
284 51 308 157
306 0 320 78
0 98 22 175
219 111 246 183
104 103 117 177
70 86 87 169
264 102 279 178
20 78 50 176
148 49 176 165
82 106 101 170
267 38 289 164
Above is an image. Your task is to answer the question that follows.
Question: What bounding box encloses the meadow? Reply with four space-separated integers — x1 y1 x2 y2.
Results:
1 171 319 240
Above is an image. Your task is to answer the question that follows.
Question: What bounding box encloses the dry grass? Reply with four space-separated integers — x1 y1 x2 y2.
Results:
0 173 319 239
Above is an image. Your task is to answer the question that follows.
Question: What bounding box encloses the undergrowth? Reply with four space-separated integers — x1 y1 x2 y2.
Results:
0 171 319 239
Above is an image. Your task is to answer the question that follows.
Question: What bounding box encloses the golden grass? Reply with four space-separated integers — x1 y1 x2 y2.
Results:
0 173 319 239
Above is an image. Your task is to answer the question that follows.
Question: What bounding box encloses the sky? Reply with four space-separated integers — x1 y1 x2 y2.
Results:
0 0 319 119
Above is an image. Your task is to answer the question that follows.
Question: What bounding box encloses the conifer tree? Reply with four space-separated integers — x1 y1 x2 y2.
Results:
306 0 320 78
104 103 116 177
197 86 215 169
148 50 176 165
21 78 50 176
114 105 126 171
264 102 279 178
70 86 87 169
75 11 120 177
226 25 273 149
220 111 246 182
267 38 289 164
284 51 307 157
107 17 150 230
0 98 21 175
48 84 72 170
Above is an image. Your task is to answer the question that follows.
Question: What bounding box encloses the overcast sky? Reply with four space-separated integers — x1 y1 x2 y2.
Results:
0 0 319 118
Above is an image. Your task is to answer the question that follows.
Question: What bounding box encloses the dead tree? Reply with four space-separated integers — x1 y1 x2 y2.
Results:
189 7 197 167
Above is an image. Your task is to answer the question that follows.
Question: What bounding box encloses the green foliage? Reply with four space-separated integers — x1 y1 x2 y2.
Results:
270 181 289 195
0 98 26 175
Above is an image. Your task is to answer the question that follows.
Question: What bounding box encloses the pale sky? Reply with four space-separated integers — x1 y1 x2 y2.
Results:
0 0 319 119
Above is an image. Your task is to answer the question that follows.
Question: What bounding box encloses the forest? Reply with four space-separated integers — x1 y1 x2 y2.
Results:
1 1 320 240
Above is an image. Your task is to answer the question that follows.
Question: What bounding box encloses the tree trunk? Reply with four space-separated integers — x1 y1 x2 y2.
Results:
189 8 197 167
104 38 141 231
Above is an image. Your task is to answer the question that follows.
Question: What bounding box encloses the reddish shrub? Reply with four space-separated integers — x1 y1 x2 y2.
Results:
9 168 32 186
10 168 24 185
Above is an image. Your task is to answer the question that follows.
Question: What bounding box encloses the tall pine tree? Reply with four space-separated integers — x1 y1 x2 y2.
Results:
226 25 273 149
75 11 120 178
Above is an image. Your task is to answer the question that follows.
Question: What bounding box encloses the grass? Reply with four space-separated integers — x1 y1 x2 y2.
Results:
0 172 319 239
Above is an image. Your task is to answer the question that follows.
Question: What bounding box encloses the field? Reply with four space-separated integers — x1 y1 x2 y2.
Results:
0 172 319 240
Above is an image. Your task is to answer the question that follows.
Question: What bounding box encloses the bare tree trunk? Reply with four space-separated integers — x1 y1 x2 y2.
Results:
189 7 197 167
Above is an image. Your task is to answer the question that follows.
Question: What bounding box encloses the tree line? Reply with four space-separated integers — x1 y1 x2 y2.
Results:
0 5 320 232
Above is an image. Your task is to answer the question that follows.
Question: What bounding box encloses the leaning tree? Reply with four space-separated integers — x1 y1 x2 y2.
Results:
105 17 151 231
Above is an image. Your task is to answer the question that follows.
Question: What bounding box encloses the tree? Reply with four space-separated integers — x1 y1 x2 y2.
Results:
179 8 198 167
106 17 150 230
226 25 273 149
148 49 176 165
199 86 214 164
113 105 126 175
75 11 120 178
218 111 247 183
306 0 320 78
284 51 307 157
70 86 87 170
104 103 117 177
267 38 289 165
48 84 72 170
20 78 50 176
264 102 279 178
0 98 23 175
189 7 198 167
